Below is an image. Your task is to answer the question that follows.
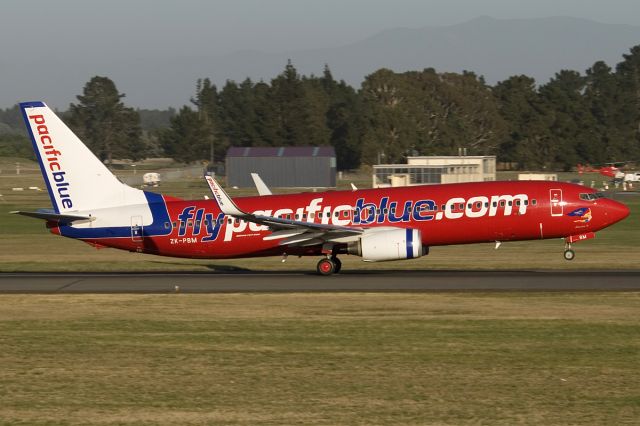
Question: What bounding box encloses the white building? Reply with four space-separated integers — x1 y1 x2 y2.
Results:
518 173 557 181
373 156 496 187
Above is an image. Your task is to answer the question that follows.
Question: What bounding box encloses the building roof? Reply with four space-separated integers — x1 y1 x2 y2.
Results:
227 146 335 158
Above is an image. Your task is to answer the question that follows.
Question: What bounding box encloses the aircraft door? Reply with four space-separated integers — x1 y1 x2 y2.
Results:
131 215 143 241
549 189 563 217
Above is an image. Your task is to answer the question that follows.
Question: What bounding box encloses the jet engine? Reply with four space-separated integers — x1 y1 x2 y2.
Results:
347 228 427 261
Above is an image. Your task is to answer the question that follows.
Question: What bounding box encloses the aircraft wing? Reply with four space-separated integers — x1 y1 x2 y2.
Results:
205 176 363 245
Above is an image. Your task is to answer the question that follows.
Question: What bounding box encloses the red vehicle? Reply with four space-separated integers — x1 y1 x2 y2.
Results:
577 163 624 179
14 102 630 275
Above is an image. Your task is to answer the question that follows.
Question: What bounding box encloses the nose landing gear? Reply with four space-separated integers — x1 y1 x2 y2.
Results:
562 232 596 261
563 240 576 261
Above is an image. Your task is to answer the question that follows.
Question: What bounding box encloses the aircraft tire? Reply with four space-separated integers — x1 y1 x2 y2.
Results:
317 258 336 276
563 249 575 261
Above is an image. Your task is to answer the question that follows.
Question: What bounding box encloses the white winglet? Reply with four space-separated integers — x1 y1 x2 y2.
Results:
350 183 358 191
204 176 245 216
251 173 273 196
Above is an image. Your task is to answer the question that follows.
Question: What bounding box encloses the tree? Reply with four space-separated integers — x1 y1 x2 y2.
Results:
218 79 264 147
67 76 144 162
159 106 212 163
270 60 327 146
493 75 553 169
359 69 419 164
572 62 619 165
360 68 505 165
539 70 590 169
191 78 223 163
613 46 640 161
321 66 364 170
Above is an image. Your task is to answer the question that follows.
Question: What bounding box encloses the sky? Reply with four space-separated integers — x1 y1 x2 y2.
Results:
2 0 640 109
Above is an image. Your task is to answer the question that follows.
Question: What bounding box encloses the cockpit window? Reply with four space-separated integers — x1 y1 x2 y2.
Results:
579 192 607 201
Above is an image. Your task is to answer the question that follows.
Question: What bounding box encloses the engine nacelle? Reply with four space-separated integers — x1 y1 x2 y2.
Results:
347 228 427 261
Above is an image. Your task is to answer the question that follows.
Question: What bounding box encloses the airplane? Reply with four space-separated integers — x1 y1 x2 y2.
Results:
13 101 630 275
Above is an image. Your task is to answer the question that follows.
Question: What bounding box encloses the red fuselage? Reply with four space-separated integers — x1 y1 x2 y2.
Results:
51 181 629 260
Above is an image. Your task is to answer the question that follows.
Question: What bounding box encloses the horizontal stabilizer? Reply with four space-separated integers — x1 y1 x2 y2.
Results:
10 210 95 224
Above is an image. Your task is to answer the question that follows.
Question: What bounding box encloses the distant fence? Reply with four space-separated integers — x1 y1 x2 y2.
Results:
118 166 205 186
0 163 206 186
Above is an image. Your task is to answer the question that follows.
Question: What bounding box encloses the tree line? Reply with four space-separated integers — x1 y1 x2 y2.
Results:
2 46 640 170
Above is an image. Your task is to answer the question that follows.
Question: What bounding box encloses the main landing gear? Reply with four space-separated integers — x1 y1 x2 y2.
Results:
316 256 342 276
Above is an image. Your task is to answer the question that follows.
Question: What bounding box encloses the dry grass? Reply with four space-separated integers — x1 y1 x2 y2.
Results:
1 293 640 425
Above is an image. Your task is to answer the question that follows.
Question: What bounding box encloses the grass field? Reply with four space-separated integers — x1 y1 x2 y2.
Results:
1 293 639 425
1 161 639 272
2 161 639 425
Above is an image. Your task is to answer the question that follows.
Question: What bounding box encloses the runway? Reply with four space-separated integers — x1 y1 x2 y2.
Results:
1 270 639 293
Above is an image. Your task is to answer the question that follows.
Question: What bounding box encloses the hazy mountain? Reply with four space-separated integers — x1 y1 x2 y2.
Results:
7 16 640 109
212 16 640 85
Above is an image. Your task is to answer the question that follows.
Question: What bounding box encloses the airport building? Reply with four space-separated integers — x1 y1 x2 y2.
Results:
226 146 337 188
373 155 496 187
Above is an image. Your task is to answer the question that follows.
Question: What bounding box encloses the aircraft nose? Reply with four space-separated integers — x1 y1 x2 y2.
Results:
604 199 630 225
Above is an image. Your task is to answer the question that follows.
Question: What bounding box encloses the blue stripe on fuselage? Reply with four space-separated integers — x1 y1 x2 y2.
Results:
57 192 171 239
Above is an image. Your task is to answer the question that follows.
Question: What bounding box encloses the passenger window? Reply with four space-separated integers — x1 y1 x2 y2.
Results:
532 199 537 205
164 222 170 229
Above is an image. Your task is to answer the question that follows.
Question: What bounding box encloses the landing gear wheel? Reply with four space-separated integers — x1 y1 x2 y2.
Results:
317 258 336 276
332 257 342 274
563 249 575 261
